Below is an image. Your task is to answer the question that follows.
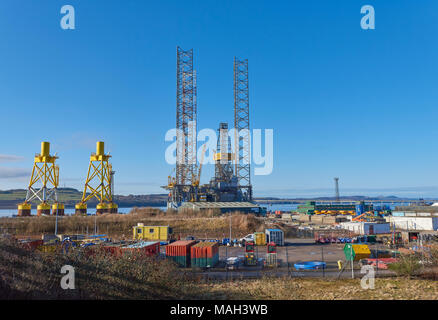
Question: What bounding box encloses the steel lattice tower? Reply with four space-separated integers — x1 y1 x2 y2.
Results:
234 57 252 200
176 46 197 186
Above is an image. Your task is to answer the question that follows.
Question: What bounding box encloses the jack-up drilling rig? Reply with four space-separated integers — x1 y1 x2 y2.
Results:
18 142 64 216
164 49 254 209
75 141 118 215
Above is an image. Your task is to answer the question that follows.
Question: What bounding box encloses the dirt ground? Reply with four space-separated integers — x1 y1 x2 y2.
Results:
186 238 397 279
219 238 346 268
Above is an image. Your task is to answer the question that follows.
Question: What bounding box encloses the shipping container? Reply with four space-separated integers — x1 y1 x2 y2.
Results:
254 232 266 246
191 242 219 268
166 240 196 267
20 239 44 250
265 229 284 246
133 225 172 241
122 241 160 256
90 241 160 257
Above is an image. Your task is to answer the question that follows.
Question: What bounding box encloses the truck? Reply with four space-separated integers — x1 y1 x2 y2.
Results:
240 234 255 244
239 232 266 246
244 241 258 266
264 242 278 267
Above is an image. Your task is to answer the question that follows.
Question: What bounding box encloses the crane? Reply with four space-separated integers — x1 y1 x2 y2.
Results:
193 144 207 187
167 168 176 188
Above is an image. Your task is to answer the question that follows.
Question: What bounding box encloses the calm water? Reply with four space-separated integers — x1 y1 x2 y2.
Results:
0 207 140 218
0 202 411 218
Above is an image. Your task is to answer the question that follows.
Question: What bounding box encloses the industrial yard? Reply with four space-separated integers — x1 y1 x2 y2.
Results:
2 1 438 308
1 229 438 300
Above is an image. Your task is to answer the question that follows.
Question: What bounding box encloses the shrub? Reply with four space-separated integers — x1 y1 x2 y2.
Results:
0 237 202 299
388 254 422 277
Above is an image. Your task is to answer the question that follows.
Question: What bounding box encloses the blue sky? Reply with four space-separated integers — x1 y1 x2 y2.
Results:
1 1 438 198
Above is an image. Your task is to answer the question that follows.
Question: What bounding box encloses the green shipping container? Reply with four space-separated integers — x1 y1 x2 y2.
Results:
191 255 219 268
169 255 190 267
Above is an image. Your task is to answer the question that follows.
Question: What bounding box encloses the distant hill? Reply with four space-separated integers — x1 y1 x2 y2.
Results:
253 195 430 204
1 189 429 209
0 188 168 209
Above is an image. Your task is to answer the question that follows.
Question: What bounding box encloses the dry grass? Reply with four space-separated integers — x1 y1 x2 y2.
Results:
200 277 438 300
0 208 266 239
1 237 438 300
0 236 206 299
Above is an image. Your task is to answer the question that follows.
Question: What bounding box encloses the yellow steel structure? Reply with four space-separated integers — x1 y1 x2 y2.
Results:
76 141 117 215
213 152 234 162
18 142 62 216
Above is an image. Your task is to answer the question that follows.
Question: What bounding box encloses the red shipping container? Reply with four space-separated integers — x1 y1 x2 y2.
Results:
122 242 160 257
191 242 219 259
166 240 196 257
21 239 43 250
88 242 160 258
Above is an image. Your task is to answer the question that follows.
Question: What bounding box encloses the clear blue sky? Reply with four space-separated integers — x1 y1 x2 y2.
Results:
1 0 438 198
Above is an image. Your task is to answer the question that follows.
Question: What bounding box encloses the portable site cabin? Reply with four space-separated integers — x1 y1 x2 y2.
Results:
133 224 172 241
